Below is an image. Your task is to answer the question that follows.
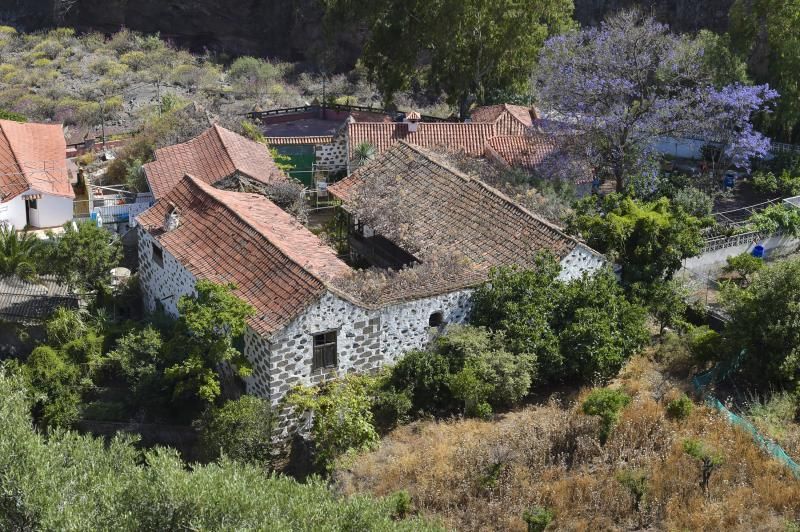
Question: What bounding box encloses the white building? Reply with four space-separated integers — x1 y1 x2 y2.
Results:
0 119 74 229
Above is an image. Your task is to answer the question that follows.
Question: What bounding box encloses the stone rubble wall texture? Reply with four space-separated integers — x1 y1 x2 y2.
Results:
558 244 607 281
136 226 197 316
315 134 348 172
138 222 604 438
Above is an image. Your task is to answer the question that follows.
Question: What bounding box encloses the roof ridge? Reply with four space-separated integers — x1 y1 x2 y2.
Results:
183 175 352 288
397 140 576 243
210 124 236 167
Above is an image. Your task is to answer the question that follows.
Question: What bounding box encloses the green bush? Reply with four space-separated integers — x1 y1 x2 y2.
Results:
389 349 454 413
723 252 765 286
0 371 439 531
371 387 412 431
24 346 81 430
522 506 554 532
665 394 694 420
686 325 722 364
195 396 273 464
45 307 87 347
752 169 800 196
581 388 632 444
287 375 380 470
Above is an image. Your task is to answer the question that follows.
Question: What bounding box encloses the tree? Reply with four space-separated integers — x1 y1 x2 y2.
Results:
721 257 800 392
538 10 775 191
164 281 254 406
634 279 689 336
730 0 800 141
472 254 648 384
0 225 46 281
581 388 631 444
286 374 380 470
0 371 437 531
683 438 724 498
325 0 574 115
722 252 764 286
49 221 121 296
195 396 273 465
568 194 707 284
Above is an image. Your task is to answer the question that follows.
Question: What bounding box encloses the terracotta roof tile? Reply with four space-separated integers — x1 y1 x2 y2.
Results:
471 104 539 127
330 142 586 272
0 120 73 202
347 122 496 159
143 125 286 199
266 136 333 145
485 134 557 171
137 175 351 335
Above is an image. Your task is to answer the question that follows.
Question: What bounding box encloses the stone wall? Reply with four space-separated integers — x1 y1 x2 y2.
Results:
136 226 197 316
315 132 348 172
245 289 473 409
559 244 607 281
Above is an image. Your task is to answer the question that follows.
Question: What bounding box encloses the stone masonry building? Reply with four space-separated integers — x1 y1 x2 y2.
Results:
136 140 605 436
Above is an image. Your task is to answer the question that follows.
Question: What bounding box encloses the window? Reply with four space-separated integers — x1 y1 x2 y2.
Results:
312 331 337 370
152 243 164 267
429 311 444 327
28 198 37 209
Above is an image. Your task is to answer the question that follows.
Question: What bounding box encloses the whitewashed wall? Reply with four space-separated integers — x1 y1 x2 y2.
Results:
29 194 73 228
0 196 27 229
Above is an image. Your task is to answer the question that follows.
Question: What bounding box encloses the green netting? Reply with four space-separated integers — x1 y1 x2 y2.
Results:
692 354 800 478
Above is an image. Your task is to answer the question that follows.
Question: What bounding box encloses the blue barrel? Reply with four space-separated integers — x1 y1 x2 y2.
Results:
752 244 765 259
724 174 735 188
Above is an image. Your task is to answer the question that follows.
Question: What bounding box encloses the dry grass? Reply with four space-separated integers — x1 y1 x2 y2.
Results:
335 355 800 531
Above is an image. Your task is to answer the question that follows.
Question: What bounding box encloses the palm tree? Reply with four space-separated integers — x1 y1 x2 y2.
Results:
0 225 45 282
353 142 377 168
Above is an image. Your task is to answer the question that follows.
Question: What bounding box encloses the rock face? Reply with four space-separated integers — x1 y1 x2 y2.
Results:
0 0 734 65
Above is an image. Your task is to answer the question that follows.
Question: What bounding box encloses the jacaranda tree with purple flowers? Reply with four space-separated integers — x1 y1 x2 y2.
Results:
537 10 777 192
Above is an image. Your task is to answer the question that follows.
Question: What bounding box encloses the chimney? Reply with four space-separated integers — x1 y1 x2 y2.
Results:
164 202 181 232
404 111 421 133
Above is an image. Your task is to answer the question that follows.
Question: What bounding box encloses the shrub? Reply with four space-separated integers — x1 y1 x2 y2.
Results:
45 307 87 347
686 325 722 364
616 469 648 511
666 394 694 420
371 387 412 431
390 490 414 519
23 346 81 430
722 252 764 286
683 438 724 497
448 362 494 418
673 187 714 218
750 203 800 236
390 349 454 414
522 506 554 532
195 396 273 465
286 375 380 470
581 388 632 444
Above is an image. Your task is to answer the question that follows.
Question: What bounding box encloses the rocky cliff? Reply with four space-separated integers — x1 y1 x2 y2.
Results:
0 0 734 66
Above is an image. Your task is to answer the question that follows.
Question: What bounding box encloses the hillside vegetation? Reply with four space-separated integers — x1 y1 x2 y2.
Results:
336 350 800 531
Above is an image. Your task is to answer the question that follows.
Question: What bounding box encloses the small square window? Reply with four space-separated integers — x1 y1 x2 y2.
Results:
28 198 37 209
312 330 337 371
152 243 164 267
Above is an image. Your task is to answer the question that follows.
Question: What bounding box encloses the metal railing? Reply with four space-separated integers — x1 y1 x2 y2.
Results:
701 230 772 254
245 103 453 123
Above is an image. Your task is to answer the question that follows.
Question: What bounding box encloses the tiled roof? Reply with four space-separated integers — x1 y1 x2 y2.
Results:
266 136 333 146
0 120 73 202
143 125 286 199
470 104 540 128
330 141 585 271
347 122 496 159
485 134 558 172
0 275 78 321
137 175 352 335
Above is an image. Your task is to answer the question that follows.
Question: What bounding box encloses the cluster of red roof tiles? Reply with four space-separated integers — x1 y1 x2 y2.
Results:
143 125 286 199
138 175 352 335
0 119 73 202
